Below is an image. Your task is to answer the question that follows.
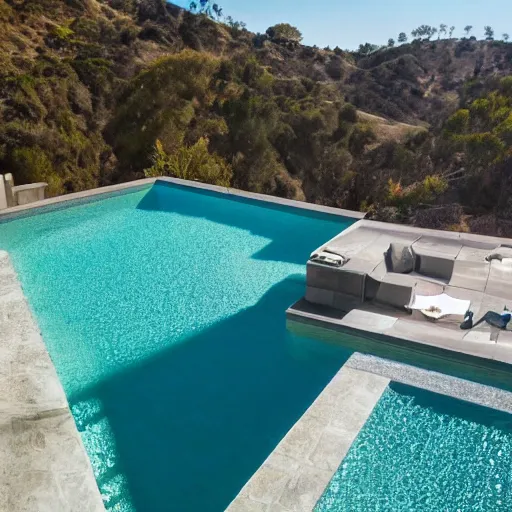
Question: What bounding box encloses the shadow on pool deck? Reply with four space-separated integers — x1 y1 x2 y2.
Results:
136 181 353 266
71 275 352 512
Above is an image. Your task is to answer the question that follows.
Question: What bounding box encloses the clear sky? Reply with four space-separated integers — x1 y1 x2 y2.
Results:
172 0 512 49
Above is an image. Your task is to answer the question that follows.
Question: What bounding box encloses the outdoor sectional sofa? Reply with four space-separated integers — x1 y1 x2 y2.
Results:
306 227 512 314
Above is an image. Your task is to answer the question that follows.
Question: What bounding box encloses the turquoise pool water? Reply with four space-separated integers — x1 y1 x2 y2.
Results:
316 382 512 511
0 182 352 511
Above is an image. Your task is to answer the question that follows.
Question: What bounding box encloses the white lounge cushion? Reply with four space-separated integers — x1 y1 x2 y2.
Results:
408 293 470 320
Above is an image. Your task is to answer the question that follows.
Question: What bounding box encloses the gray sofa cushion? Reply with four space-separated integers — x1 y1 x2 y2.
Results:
415 253 454 281
385 243 415 274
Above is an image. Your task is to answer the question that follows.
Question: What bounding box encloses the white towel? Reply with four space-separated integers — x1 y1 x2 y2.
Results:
408 293 470 319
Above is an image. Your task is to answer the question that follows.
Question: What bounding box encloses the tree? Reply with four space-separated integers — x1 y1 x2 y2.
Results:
189 0 223 19
449 26 455 38
348 124 376 156
439 24 447 38
464 25 473 36
225 16 246 35
484 26 494 40
445 109 470 134
266 23 303 44
398 32 407 43
504 33 510 42
411 25 437 40
212 3 222 18
339 103 358 123
388 38 395 47
358 42 379 55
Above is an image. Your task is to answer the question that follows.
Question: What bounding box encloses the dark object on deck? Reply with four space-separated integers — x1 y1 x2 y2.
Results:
471 311 512 330
460 310 473 330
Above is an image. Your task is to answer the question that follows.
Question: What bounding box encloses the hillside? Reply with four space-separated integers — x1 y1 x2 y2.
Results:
2 0 512 235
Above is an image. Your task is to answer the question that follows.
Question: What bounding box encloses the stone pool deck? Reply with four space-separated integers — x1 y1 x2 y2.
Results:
0 251 104 511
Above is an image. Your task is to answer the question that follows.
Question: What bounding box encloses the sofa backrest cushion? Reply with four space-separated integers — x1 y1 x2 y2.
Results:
385 243 415 274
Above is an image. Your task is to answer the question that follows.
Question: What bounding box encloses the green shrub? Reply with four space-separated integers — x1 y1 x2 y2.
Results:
500 76 512 97
348 124 376 156
144 138 232 187
10 146 63 195
71 58 114 105
495 113 512 144
386 175 447 206
444 109 470 134
339 103 358 123
463 132 506 165
0 1 13 21
71 18 101 41
266 23 302 44
110 0 136 13
51 25 75 41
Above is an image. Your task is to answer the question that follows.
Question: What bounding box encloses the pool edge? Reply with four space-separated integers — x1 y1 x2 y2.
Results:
0 177 366 222
156 177 366 220
0 250 105 511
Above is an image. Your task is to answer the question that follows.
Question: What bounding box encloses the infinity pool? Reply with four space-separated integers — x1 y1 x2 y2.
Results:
0 182 353 511
316 382 512 511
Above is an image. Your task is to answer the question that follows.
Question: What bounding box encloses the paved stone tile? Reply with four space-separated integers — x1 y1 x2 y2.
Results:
275 412 326 462
449 261 490 292
340 309 397 333
308 428 355 472
9 412 90 474
278 467 334 512
240 463 293 506
265 453 301 474
456 337 497 359
57 471 107 512
228 497 269 512
412 236 462 255
0 369 66 412
4 470 66 512
495 330 512 363
385 318 465 347
444 286 483 313
485 261 512 301
463 329 497 344
456 245 494 262
267 504 292 512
